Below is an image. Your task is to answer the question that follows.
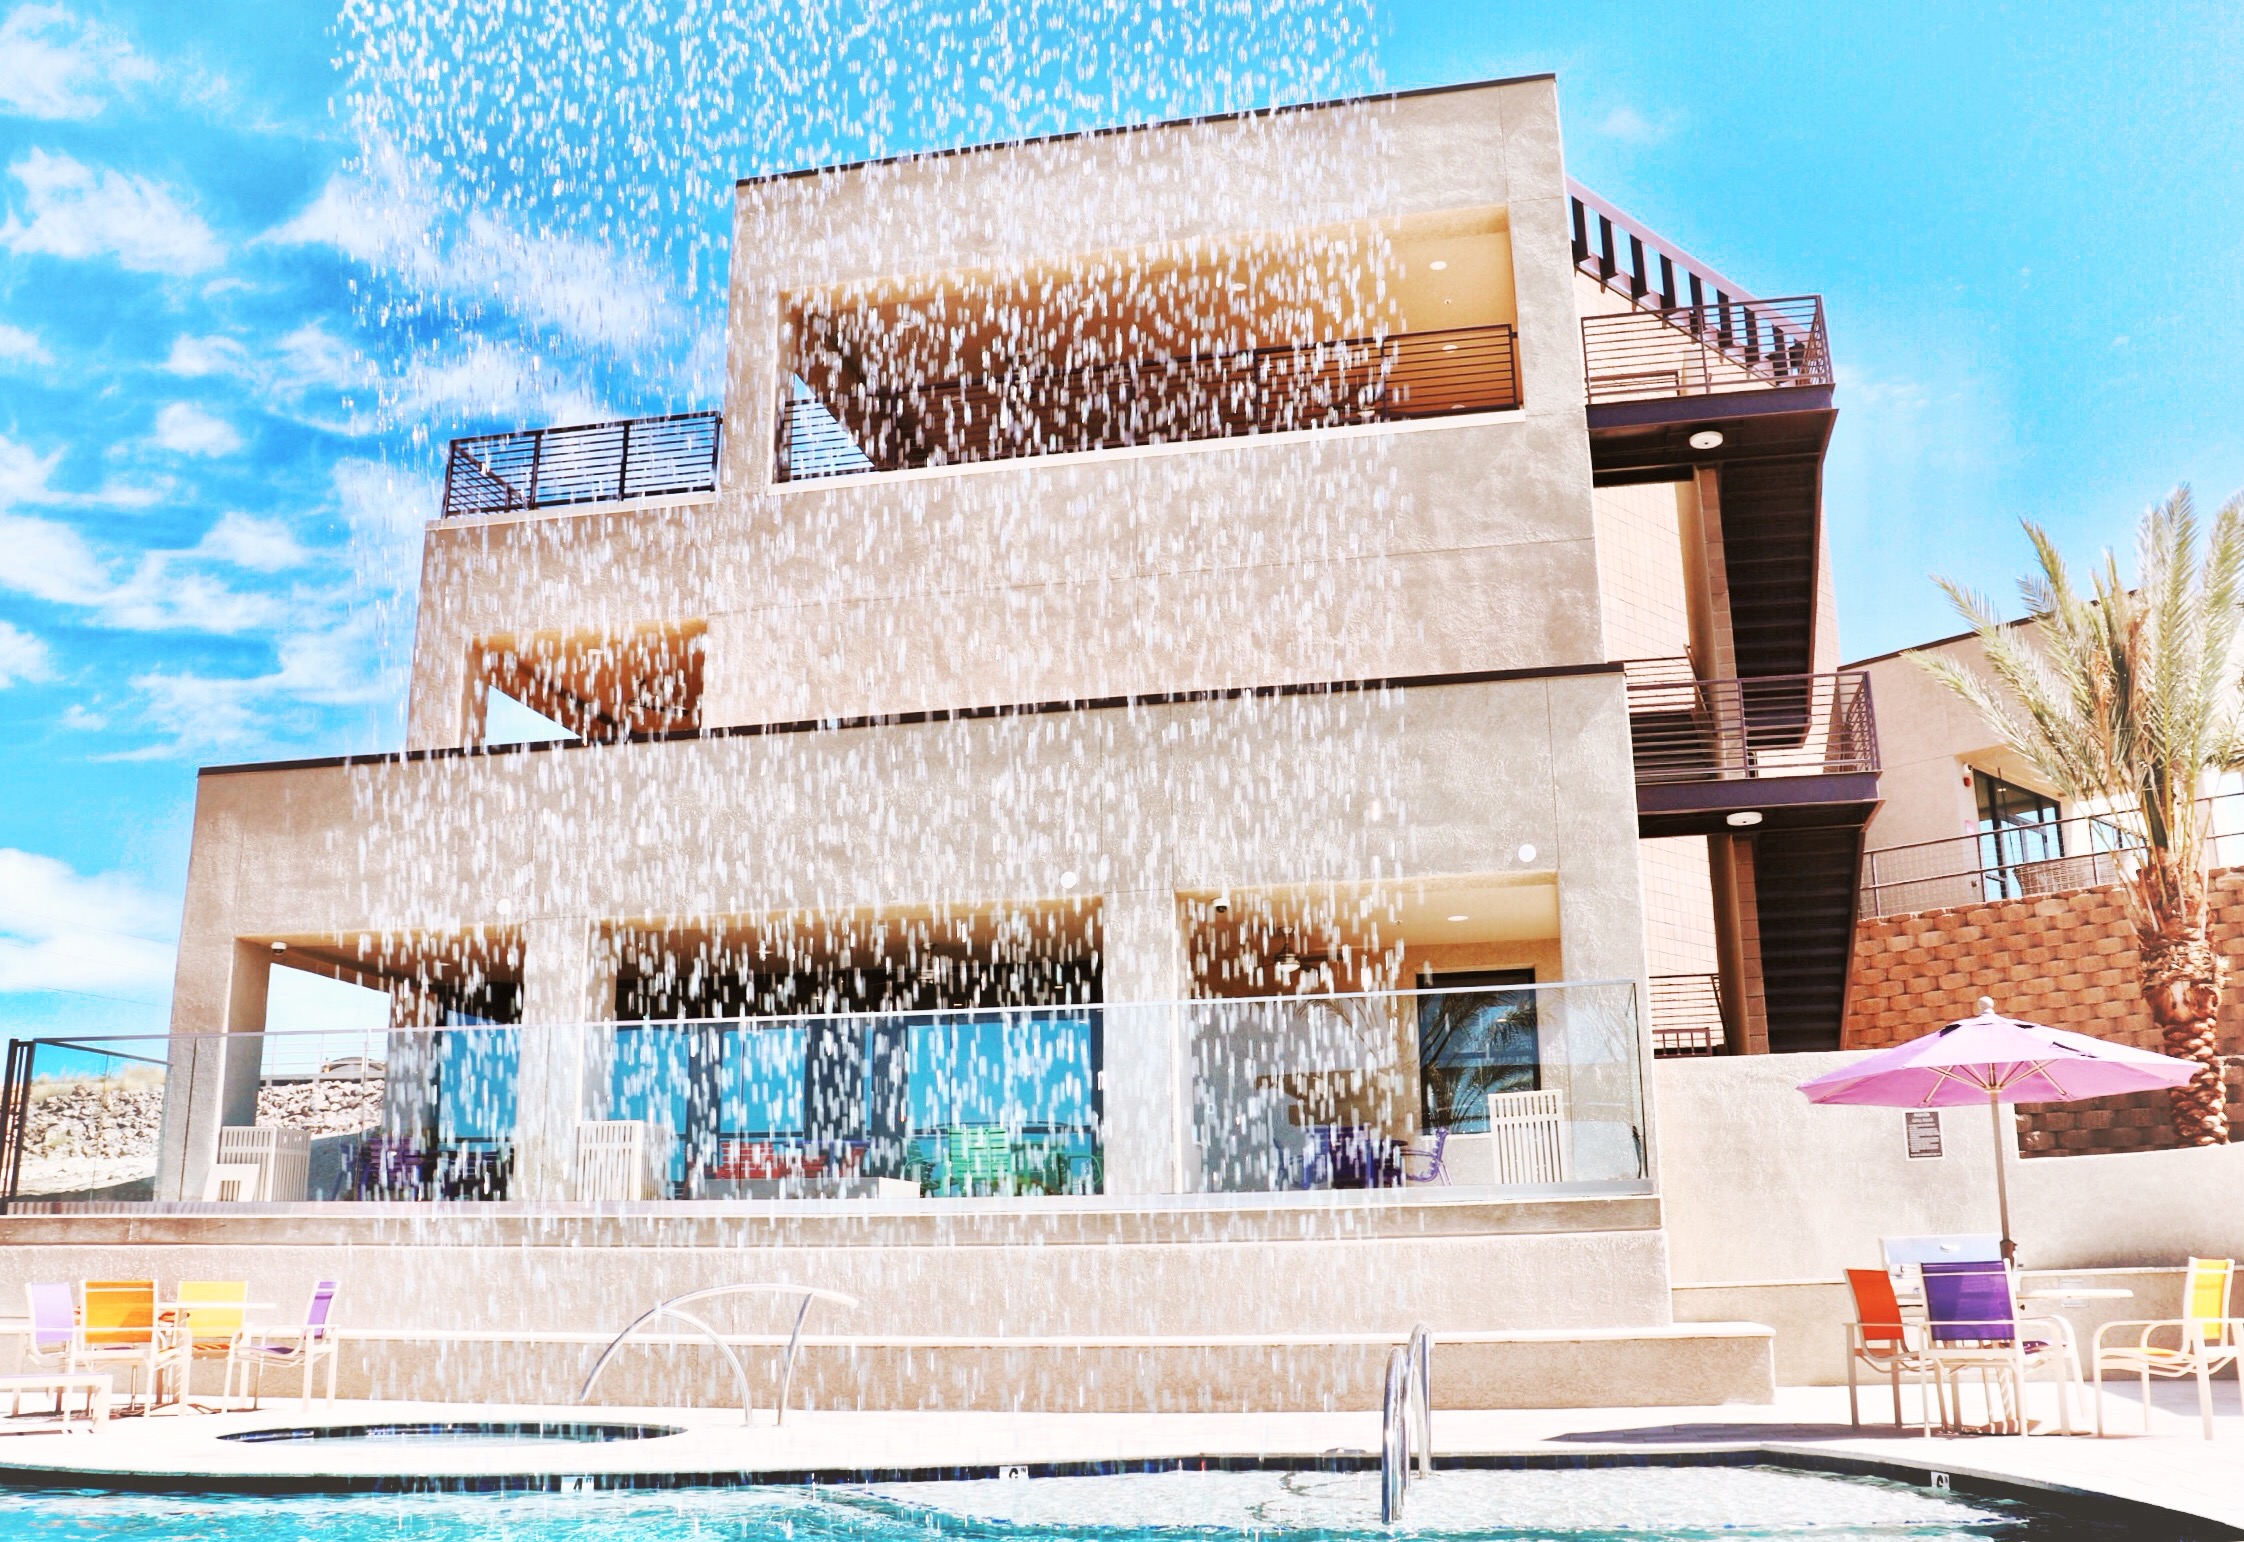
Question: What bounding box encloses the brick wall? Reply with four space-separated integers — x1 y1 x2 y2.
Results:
1844 868 2244 1157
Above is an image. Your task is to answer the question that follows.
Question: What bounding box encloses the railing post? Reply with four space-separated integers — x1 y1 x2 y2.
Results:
616 417 632 502
525 429 544 512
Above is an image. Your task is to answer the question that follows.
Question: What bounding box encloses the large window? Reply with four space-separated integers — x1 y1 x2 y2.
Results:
1416 969 1538 1133
1974 772 2062 900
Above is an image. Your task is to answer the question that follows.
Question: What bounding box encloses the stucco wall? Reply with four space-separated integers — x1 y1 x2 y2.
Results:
404 79 1603 750
1656 1051 2244 1286
164 671 1651 1201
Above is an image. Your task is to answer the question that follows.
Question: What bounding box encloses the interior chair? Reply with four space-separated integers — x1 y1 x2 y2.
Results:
2092 1256 2241 1439
1400 1127 1450 1185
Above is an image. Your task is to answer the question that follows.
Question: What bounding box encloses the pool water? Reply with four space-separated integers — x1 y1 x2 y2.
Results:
0 1466 2165 1540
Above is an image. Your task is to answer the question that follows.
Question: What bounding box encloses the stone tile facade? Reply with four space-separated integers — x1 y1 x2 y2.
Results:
1844 868 2244 1158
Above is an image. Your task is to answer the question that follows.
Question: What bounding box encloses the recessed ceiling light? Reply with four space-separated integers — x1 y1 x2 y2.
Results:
270 941 288 953
1058 870 1079 890
1440 343 1459 352
1689 429 1725 451
1517 844 1538 863
1727 810 1764 827
1446 913 1469 923
1428 259 1449 271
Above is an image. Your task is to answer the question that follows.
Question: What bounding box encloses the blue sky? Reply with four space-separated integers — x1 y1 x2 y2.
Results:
0 0 2238 1045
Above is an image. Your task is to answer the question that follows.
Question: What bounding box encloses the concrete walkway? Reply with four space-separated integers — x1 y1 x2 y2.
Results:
0 1383 2238 1531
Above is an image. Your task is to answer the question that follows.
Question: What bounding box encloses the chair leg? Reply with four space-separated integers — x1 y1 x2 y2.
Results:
2198 1364 2215 1441
1847 1343 1860 1427
2094 1361 2106 1438
2142 1367 2154 1435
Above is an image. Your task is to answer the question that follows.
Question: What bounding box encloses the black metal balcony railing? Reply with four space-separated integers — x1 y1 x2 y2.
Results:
441 411 722 518
1648 972 1725 1057
776 324 1521 482
1581 296 1830 406
1571 180 1762 317
1857 792 2244 919
1625 664 1877 786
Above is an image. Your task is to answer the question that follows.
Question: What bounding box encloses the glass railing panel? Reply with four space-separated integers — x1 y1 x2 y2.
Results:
1 1035 168 1203
590 1006 1104 1199
1185 981 1646 1196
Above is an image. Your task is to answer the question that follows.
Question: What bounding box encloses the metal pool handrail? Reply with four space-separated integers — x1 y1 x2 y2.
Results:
1380 1325 1435 1523
575 1282 859 1426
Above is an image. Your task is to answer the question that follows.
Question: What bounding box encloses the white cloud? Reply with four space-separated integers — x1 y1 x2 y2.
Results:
0 847 175 1002
152 401 242 455
98 552 280 633
273 321 359 394
0 618 51 685
0 505 292 633
268 143 680 353
0 428 61 502
1595 104 1677 146
0 5 155 121
57 702 103 730
194 511 304 572
0 318 47 363
388 337 608 430
1 148 222 273
0 511 105 603
162 333 248 376
123 608 398 757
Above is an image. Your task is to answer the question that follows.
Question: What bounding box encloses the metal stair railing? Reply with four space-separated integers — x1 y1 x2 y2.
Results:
575 1282 858 1426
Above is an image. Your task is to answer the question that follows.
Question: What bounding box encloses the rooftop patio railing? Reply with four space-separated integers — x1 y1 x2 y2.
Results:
1857 792 2244 919
441 410 722 518
775 323 1520 482
1624 663 1877 786
1581 295 1830 406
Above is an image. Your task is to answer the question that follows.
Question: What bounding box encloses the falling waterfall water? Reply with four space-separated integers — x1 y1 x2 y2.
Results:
217 0 1577 1432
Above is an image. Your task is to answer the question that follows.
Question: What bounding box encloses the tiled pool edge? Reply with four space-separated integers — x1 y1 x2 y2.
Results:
0 1447 2224 1537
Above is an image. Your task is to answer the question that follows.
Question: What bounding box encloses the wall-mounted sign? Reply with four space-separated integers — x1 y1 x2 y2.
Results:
1905 1110 1944 1160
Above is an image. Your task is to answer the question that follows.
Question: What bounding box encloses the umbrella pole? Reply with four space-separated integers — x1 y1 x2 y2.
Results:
1989 1090 2016 1265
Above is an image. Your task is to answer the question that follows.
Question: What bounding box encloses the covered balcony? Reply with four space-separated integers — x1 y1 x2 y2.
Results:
775 207 1525 482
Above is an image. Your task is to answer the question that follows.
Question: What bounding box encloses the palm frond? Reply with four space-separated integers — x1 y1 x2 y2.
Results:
1917 491 2244 938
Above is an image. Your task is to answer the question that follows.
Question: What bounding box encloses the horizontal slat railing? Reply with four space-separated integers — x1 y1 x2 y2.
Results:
1647 973 1725 1057
442 411 721 518
1582 295 1830 406
1858 792 2244 919
1626 664 1877 786
777 324 1519 482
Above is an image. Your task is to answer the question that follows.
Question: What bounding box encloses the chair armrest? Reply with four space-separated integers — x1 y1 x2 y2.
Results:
2092 1317 2190 1355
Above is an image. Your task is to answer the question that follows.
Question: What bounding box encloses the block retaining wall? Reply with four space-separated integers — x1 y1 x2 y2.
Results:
1844 867 2244 1158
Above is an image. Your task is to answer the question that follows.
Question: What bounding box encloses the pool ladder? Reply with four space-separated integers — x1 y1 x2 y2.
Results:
1380 1324 1434 1524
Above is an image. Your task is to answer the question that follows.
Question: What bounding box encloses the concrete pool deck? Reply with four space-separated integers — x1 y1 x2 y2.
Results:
1 1384 2240 1532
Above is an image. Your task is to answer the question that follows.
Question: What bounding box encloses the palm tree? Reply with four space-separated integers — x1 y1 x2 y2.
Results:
1916 487 2244 1146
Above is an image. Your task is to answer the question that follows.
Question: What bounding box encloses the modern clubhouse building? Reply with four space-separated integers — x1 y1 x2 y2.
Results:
5 75 1883 1408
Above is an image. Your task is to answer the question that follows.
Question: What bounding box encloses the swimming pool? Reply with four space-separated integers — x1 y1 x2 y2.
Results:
0 1464 2191 1540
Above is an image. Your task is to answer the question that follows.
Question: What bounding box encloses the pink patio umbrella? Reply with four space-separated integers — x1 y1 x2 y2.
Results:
1797 997 2199 1262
